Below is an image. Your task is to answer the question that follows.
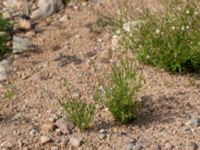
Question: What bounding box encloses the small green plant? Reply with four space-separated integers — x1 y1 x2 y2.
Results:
120 0 200 73
59 80 95 130
0 16 12 55
188 76 196 86
94 59 142 124
63 0 70 5
4 88 14 100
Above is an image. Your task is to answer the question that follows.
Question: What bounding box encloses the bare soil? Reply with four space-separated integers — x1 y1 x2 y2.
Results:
0 0 200 150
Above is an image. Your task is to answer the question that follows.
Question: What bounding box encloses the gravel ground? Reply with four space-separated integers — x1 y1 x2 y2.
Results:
0 0 200 150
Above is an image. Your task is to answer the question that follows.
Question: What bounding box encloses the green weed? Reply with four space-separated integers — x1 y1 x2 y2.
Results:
0 16 12 55
59 80 95 130
94 59 143 124
120 0 200 73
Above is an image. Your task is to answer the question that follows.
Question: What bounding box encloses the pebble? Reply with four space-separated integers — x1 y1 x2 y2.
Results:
151 143 161 150
49 114 59 122
41 123 55 134
188 118 200 127
29 129 38 137
0 65 8 82
188 142 198 150
99 134 106 140
132 144 142 150
18 19 32 30
40 135 51 144
127 143 134 150
59 15 69 22
51 146 59 150
60 136 69 145
55 118 74 134
165 143 174 150
69 137 82 147
99 129 106 134
0 141 13 148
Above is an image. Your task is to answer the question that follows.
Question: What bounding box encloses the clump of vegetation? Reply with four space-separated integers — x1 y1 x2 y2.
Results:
120 0 200 73
94 59 143 124
59 80 95 130
0 16 13 55
4 88 14 100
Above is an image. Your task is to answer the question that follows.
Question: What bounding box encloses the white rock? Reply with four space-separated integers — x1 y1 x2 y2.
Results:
111 35 119 51
59 15 69 22
70 137 82 147
0 141 13 148
40 135 51 144
0 65 8 82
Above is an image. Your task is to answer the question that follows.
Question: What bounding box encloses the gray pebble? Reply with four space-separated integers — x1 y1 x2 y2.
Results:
188 142 198 150
29 129 38 137
132 144 142 150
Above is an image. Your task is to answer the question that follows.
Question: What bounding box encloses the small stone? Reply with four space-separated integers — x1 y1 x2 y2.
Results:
99 129 106 134
49 114 59 122
60 136 69 145
55 118 74 134
184 113 191 120
69 137 82 147
165 143 174 150
0 65 8 82
185 128 193 135
41 123 55 134
188 142 198 150
127 143 134 150
18 19 32 30
59 15 69 22
151 144 161 150
29 129 38 137
0 141 13 148
119 130 127 136
40 135 51 144
188 118 200 127
99 134 106 140
51 146 59 150
132 144 142 150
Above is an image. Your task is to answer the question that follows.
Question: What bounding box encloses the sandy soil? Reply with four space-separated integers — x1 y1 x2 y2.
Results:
0 0 200 150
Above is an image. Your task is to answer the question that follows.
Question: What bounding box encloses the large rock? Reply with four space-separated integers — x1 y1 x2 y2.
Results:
13 36 33 53
31 0 65 20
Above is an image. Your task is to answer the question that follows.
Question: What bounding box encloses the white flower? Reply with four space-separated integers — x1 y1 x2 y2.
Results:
186 10 190 14
171 26 175 30
186 26 189 29
155 28 160 34
181 26 185 31
195 11 198 15
146 55 150 59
